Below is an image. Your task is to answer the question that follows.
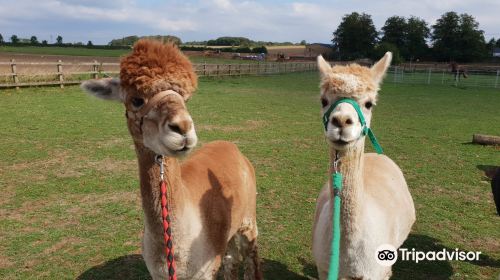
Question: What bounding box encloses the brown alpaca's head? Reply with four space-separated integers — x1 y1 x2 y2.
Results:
81 39 198 156
317 52 391 150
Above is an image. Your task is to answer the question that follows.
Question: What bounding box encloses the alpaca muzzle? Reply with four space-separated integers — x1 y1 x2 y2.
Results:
126 90 183 134
323 98 383 154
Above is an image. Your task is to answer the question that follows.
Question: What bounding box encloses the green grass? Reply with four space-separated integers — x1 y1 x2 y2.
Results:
0 45 258 64
1 73 499 279
0 45 130 57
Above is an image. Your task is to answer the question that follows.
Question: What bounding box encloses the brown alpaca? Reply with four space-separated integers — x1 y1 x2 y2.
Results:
81 39 262 280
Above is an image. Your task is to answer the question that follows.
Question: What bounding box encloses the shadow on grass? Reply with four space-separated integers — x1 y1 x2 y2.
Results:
262 258 314 280
476 164 499 179
77 254 151 280
393 234 500 280
77 255 315 280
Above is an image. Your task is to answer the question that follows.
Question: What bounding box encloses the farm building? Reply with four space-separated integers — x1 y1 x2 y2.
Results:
306 43 334 58
493 47 500 57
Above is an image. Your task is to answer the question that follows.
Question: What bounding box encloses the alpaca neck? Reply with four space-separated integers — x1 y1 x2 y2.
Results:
329 141 365 238
134 142 185 229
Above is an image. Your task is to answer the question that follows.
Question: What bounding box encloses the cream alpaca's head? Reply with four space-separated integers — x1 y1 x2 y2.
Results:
317 52 391 150
81 40 198 157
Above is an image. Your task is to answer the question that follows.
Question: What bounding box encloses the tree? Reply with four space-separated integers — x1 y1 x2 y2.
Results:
333 12 378 60
432 12 461 61
406 16 430 60
30 36 39 45
207 36 250 46
497 38 500 48
457 14 487 61
56 35 63 45
380 16 430 61
0 33 4 44
487 38 496 53
108 35 139 46
373 42 402 64
381 16 407 56
41 40 48 45
432 12 487 62
300 40 307 45
10 34 19 44
145 35 182 46
87 40 93 46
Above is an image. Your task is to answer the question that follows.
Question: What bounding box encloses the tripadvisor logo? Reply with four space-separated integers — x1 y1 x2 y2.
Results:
375 244 482 266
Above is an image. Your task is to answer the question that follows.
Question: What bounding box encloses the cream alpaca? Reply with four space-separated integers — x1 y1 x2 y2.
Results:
81 40 262 280
312 53 416 280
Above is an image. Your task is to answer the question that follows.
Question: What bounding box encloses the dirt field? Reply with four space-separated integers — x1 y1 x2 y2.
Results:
0 53 119 76
266 45 307 58
0 52 120 63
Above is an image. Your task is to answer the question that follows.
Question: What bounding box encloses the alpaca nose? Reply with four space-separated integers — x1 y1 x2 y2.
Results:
331 115 354 128
168 119 191 135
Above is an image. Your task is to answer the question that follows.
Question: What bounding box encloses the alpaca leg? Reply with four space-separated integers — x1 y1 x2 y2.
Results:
317 269 328 280
240 227 263 280
222 236 240 280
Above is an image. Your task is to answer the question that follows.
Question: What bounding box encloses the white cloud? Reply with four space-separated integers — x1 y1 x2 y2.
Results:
0 0 499 44
212 0 235 11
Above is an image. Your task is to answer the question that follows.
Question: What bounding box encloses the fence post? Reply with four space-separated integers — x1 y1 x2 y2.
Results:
10 59 19 90
228 64 231 76
93 60 99 79
495 70 499 88
203 63 207 77
455 69 459 86
427 68 432 85
57 60 64 88
441 69 445 84
216 64 220 77
393 66 398 83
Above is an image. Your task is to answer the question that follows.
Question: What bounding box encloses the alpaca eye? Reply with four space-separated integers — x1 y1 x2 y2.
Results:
131 97 144 108
321 98 328 107
365 102 373 109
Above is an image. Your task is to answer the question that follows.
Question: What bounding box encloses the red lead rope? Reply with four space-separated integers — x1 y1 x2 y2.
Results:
157 155 177 280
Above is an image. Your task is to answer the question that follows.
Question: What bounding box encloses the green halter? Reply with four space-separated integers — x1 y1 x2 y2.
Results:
322 98 383 154
323 98 384 280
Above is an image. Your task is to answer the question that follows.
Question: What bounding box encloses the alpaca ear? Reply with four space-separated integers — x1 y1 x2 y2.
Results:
81 78 124 102
317 55 332 78
371 52 392 84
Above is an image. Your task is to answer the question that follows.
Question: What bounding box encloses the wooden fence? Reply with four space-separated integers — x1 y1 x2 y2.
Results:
0 60 317 89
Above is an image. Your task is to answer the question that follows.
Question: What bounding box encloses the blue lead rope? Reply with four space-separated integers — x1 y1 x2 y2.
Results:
327 171 343 280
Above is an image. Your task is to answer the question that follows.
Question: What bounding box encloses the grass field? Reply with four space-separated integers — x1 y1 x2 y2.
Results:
0 46 258 64
386 70 500 89
0 72 499 279
0 46 130 57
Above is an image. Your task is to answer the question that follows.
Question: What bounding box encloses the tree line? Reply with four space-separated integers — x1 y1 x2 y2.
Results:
0 34 100 48
332 11 500 63
0 33 268 54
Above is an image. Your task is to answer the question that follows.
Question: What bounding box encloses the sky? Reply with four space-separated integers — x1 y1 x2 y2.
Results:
0 0 499 45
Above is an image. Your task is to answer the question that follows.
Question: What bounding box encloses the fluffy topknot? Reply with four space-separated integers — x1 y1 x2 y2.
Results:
321 64 378 98
120 39 198 100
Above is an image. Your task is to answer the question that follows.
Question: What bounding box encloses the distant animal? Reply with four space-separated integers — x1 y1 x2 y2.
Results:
450 62 468 81
492 168 500 216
